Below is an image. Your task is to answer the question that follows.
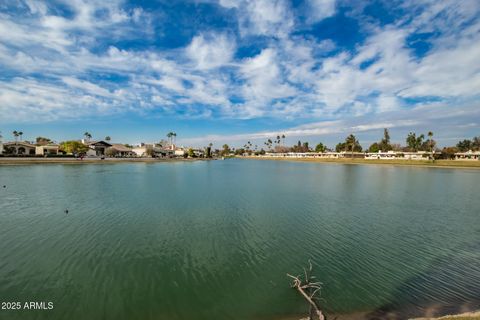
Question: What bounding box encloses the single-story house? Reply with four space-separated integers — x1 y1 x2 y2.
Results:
402 151 432 160
454 150 480 160
3 142 36 155
365 151 399 160
132 144 174 157
36 144 60 156
86 140 112 156
108 144 135 157
175 149 185 157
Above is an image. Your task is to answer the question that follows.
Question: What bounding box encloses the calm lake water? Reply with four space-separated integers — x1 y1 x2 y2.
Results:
1 159 479 320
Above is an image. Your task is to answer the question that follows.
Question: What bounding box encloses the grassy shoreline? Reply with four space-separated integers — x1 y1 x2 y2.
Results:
0 157 211 165
239 156 480 169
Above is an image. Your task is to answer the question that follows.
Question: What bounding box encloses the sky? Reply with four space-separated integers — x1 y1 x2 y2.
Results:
0 0 479 148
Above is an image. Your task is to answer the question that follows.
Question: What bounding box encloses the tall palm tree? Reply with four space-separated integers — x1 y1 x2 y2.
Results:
345 134 358 156
281 134 285 145
166 132 173 146
84 132 92 142
13 130 18 143
18 131 23 142
105 136 111 142
427 131 433 152
173 132 177 146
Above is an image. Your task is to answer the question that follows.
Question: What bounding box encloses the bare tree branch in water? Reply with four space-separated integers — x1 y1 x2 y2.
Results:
287 260 326 320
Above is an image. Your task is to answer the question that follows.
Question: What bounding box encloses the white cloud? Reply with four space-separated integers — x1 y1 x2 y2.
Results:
0 0 479 133
218 0 294 37
306 0 336 23
185 33 235 70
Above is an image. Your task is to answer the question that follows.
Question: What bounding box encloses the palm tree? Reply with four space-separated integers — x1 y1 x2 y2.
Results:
166 132 173 146
428 131 433 152
345 134 358 156
105 136 111 142
84 132 92 142
172 132 177 146
12 130 19 143
18 131 23 142
281 134 285 145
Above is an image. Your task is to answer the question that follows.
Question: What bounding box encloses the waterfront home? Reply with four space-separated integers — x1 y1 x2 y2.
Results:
132 144 175 157
261 151 435 160
264 152 345 158
365 151 399 160
35 144 61 156
3 142 36 155
402 151 432 160
454 150 480 160
174 148 185 157
109 144 135 157
85 140 112 156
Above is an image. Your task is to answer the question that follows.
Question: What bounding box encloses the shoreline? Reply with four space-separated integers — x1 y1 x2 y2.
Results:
0 157 212 165
276 310 480 320
238 156 480 169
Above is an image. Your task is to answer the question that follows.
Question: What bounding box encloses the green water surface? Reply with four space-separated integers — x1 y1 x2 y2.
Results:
0 159 479 319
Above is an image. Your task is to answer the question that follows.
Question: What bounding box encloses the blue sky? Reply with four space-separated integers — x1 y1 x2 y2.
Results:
0 0 479 148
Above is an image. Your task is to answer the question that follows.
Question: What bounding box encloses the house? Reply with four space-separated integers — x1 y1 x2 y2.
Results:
174 149 185 157
108 144 135 157
36 144 61 156
3 142 36 155
85 140 112 156
365 151 396 160
402 151 432 160
132 144 174 157
454 150 480 160
132 145 148 157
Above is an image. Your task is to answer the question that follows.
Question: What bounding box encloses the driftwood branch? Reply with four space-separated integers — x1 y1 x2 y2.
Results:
287 260 325 320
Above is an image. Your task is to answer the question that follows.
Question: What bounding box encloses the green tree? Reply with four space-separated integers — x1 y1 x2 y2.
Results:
406 132 424 151
206 143 213 158
368 142 380 153
36 137 52 146
187 148 195 158
473 136 480 151
335 142 346 152
345 134 362 153
234 148 246 155
424 131 435 152
456 139 472 152
441 147 459 160
105 136 111 141
315 143 326 153
379 128 392 151
221 144 231 156
302 142 309 151
60 141 89 155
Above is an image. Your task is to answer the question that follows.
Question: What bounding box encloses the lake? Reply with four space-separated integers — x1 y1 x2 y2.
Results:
1 159 479 319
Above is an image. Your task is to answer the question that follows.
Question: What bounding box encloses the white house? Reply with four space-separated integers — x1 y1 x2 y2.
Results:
454 150 480 160
3 142 36 155
35 144 60 156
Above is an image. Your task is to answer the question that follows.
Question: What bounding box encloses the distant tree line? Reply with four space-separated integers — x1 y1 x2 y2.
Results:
228 129 479 159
